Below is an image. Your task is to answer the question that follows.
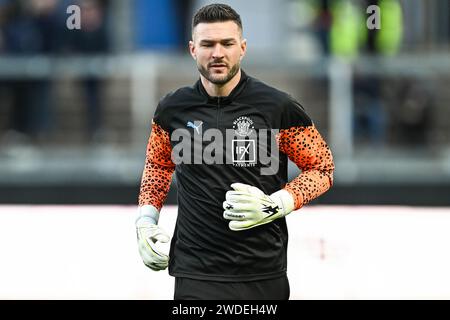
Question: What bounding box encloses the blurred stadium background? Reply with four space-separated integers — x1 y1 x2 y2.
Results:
0 0 449 299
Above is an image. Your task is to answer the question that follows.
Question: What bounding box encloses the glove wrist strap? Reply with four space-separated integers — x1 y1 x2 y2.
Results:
270 189 295 216
136 205 159 225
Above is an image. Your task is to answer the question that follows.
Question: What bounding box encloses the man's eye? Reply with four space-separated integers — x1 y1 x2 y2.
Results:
224 43 233 47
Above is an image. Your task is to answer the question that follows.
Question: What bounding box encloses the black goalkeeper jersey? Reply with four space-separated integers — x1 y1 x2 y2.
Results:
139 70 334 282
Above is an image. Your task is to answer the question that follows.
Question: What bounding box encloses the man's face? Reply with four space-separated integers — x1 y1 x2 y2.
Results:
189 21 246 85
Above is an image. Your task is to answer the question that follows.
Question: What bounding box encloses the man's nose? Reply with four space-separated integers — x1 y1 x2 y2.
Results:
212 44 224 59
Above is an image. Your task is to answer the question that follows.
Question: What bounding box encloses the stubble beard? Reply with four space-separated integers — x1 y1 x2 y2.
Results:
198 61 240 86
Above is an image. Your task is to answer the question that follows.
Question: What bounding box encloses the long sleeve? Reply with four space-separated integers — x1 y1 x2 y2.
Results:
278 124 334 210
138 120 175 211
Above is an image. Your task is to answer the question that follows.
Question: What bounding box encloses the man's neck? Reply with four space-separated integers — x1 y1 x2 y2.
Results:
200 69 241 97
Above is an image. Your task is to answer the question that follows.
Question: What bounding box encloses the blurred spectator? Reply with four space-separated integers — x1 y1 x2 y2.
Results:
313 0 332 55
391 80 432 147
0 0 61 146
329 0 367 59
63 0 110 143
374 0 403 56
353 0 403 147
316 0 403 57
174 0 193 50
353 74 386 146
64 0 109 54
364 0 403 56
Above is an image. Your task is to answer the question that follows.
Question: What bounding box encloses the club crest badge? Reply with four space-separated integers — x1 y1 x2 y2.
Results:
233 116 254 137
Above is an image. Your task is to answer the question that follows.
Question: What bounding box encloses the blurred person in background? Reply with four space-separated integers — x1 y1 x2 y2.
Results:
330 0 403 57
329 0 366 59
325 0 403 147
135 3 334 300
0 0 61 147
391 79 433 147
313 0 332 55
353 0 384 147
353 0 403 147
63 0 110 143
175 0 194 51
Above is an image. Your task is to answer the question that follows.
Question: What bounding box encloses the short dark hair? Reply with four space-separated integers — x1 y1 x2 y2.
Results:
192 3 243 34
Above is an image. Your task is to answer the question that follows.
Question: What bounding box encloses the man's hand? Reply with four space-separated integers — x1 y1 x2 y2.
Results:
136 205 170 271
223 183 295 231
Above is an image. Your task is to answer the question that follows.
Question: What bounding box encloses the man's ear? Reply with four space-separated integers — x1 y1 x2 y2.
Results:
189 40 196 60
240 38 247 60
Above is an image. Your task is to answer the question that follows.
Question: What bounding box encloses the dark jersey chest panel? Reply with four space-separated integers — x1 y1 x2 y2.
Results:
154 72 311 281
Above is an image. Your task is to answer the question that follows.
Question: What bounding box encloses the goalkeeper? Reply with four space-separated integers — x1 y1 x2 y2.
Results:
136 3 334 300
